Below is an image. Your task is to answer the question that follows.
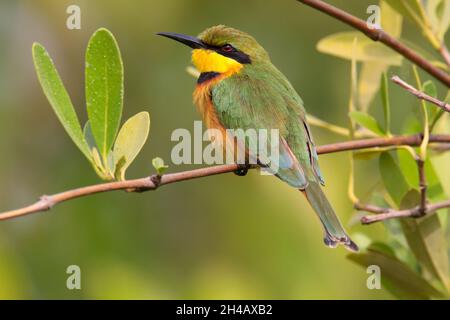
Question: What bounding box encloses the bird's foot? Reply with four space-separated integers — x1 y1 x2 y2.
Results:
234 165 248 176
234 164 257 176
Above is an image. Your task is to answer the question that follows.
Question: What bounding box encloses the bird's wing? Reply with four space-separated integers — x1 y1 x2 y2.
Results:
211 63 324 187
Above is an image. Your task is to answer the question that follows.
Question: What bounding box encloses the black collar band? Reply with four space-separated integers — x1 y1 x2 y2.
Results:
197 72 221 84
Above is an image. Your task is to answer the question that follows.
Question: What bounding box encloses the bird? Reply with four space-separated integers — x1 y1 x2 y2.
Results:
157 25 358 252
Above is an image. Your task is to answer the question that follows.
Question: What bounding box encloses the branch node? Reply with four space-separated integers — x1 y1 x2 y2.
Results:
368 29 382 42
150 174 162 189
413 204 427 218
360 216 371 225
39 195 55 210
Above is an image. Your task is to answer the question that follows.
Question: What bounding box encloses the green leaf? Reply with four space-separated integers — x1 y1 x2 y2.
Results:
400 38 448 71
430 109 445 131
430 140 450 227
383 0 426 28
427 0 443 33
380 72 391 134
399 190 449 292
423 80 437 107
152 157 169 175
421 80 440 127
437 0 450 39
347 245 444 299
426 83 445 132
424 158 447 227
381 0 403 38
396 149 418 187
83 121 97 153
369 241 397 258
358 62 389 112
32 42 90 160
424 158 445 200
113 112 150 181
385 0 442 48
316 32 402 65
397 148 446 221
84 121 115 180
356 1 402 112
401 112 423 135
427 0 450 40
85 28 124 163
113 156 126 181
349 111 386 136
354 149 385 160
379 152 410 206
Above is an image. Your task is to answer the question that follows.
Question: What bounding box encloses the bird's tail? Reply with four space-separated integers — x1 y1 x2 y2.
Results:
302 182 358 252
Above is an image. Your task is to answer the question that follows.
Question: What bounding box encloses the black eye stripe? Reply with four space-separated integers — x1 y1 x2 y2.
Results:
203 43 251 64
217 49 251 64
201 41 251 64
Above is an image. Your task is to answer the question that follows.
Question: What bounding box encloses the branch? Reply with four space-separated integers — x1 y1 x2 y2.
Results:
297 0 450 87
359 200 450 224
357 153 432 224
392 76 450 113
356 74 450 224
316 134 450 154
1 134 450 221
439 45 450 69
0 164 240 221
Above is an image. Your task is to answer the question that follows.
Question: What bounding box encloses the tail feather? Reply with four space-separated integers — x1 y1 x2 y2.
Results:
302 182 358 252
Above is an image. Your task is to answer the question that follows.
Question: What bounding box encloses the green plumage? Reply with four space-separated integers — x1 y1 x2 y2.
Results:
204 26 357 252
213 61 319 187
158 25 358 251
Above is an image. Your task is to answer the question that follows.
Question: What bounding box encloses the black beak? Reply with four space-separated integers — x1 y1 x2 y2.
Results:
156 32 206 49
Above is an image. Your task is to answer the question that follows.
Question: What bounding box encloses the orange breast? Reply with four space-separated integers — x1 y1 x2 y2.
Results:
193 75 255 164
193 74 230 136
193 75 236 159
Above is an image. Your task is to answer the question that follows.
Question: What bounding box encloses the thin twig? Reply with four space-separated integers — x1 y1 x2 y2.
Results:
360 200 450 224
392 76 450 112
354 203 389 214
297 0 450 87
1 134 450 221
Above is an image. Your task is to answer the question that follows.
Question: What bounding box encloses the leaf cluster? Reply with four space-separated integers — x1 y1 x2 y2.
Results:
316 0 450 298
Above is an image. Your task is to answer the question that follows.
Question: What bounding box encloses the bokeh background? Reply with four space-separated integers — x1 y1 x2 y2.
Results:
0 0 448 299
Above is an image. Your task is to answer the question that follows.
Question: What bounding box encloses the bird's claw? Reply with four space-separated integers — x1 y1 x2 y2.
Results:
234 165 249 176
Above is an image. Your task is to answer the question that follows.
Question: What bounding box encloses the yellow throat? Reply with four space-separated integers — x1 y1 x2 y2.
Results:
192 49 243 75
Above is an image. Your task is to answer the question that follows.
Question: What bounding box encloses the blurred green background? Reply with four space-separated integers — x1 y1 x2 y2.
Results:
1 0 447 299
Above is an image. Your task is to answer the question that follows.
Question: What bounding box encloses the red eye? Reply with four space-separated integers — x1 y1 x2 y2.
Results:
222 44 234 52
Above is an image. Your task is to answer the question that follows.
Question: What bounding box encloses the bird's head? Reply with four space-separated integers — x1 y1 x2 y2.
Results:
157 25 269 75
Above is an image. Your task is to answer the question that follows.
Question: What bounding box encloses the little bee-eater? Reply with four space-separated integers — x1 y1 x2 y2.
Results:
158 25 358 252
